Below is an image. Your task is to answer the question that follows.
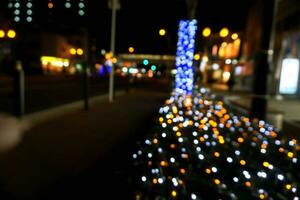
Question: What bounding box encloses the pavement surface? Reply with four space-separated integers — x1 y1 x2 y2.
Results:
0 89 168 200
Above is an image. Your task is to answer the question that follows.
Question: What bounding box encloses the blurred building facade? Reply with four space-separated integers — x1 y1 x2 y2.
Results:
241 0 300 97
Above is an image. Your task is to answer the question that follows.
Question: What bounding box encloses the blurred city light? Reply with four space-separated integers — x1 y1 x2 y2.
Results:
105 52 113 60
212 45 218 56
77 48 84 55
65 1 71 8
202 27 211 37
128 47 134 53
7 30 16 38
231 33 238 40
78 0 86 16
112 57 117 64
222 71 231 82
143 59 149 65
70 48 76 55
0 30 5 38
159 29 166 36
48 2 54 9
202 55 209 62
219 27 229 37
194 53 200 61
151 65 157 71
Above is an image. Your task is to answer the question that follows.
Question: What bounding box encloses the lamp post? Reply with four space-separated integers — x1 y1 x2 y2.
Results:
0 28 24 117
108 0 118 103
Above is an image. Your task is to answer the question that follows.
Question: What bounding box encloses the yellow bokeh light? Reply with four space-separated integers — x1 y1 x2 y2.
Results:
240 160 246 165
153 178 158 184
7 30 16 39
286 184 292 190
77 48 84 55
0 30 5 38
237 137 244 143
194 53 200 61
128 47 134 53
221 42 228 47
285 184 292 190
153 138 158 144
105 52 113 60
219 28 229 37
263 161 269 168
259 194 265 199
218 136 225 144
202 27 211 37
112 57 117 64
214 152 220 157
171 190 177 197
160 161 167 166
214 179 221 185
159 29 166 36
205 168 211 174
176 132 181 137
234 39 241 46
231 33 238 40
70 48 76 55
287 152 294 158
199 137 205 142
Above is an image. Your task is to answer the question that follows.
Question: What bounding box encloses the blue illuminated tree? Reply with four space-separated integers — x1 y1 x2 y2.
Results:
175 19 197 95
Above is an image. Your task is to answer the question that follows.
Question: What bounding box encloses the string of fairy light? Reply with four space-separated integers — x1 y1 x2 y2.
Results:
131 19 299 199
7 0 86 23
132 88 299 199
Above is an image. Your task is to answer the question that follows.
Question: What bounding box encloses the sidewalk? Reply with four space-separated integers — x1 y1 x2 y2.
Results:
0 90 168 199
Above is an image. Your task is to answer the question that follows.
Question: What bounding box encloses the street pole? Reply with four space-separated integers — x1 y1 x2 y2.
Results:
14 61 25 118
250 0 276 120
109 0 117 103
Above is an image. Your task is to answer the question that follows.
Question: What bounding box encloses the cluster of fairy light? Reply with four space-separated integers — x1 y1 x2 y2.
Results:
7 0 85 23
175 20 197 95
7 0 33 23
132 88 300 199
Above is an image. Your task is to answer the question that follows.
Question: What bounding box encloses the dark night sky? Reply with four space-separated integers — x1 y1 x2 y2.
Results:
90 0 255 54
0 0 255 54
